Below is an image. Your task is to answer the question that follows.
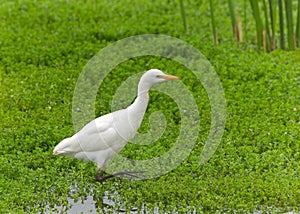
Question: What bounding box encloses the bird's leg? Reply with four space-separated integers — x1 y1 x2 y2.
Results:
95 170 145 183
112 171 145 178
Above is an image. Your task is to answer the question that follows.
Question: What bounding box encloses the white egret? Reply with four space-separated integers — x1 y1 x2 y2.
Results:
53 69 180 182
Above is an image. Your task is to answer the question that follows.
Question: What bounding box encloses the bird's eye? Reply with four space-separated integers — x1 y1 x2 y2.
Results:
156 75 163 78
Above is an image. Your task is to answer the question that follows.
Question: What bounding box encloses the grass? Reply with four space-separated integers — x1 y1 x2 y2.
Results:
0 0 300 213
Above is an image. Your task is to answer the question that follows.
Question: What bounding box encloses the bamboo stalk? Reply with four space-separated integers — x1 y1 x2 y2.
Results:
228 0 238 41
179 0 187 33
244 0 248 43
262 0 271 51
262 29 267 51
209 0 218 45
268 0 276 50
249 0 264 50
296 0 300 46
284 0 295 50
238 13 243 42
278 0 285 49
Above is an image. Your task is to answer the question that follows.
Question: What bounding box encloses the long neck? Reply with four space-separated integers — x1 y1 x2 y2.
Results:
127 79 151 129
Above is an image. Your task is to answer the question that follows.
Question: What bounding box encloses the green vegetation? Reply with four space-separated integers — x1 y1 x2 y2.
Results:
209 0 218 45
0 0 299 213
198 0 300 51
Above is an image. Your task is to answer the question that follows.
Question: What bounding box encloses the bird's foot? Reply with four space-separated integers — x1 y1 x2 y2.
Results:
95 171 145 183
113 171 145 178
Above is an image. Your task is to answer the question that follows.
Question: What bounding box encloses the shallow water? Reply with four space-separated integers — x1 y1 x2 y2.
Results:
45 191 159 214
45 194 298 214
44 186 298 214
45 190 200 213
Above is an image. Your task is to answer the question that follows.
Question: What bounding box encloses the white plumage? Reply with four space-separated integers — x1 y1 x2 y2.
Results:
53 69 180 182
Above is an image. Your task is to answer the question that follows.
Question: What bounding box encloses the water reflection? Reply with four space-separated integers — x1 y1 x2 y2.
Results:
45 189 297 214
45 190 163 214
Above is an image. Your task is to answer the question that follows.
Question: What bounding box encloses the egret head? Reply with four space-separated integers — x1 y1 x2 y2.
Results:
142 69 180 85
137 69 180 96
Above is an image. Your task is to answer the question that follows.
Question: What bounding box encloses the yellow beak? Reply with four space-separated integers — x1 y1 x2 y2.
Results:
161 75 180 80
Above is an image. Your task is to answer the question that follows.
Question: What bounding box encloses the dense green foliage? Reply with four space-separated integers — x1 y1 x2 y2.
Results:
0 0 299 213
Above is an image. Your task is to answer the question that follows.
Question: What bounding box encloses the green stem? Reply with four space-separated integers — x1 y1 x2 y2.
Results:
244 0 248 43
278 0 285 49
209 0 218 45
249 0 264 51
268 0 276 50
228 0 238 40
284 0 295 50
263 0 271 51
179 0 187 33
296 0 300 46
